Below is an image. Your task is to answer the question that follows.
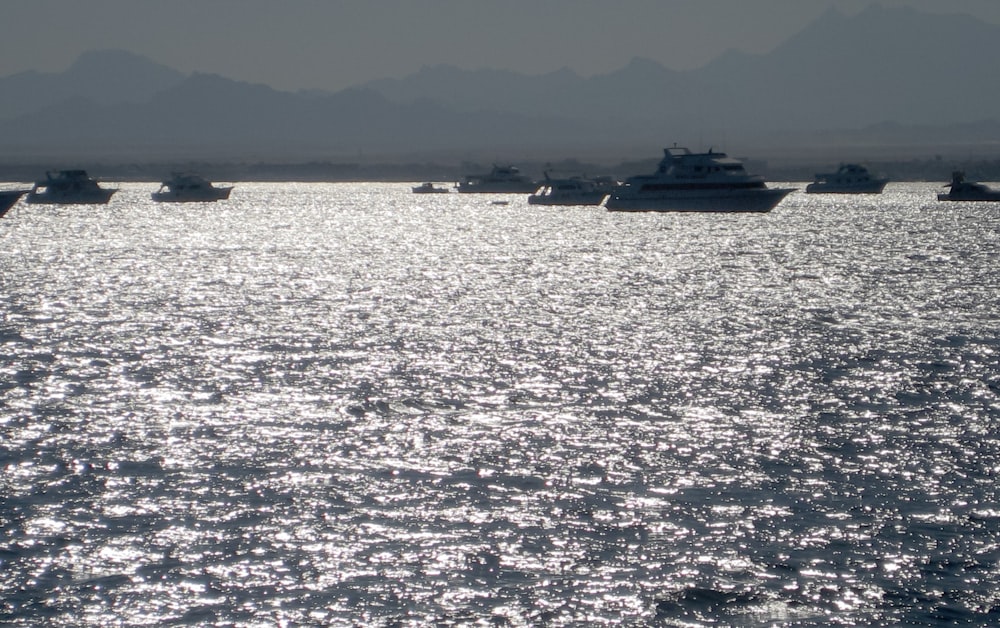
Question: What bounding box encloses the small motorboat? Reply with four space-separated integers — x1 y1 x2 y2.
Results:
25 170 116 205
805 163 888 194
152 172 233 202
457 164 538 194
937 171 1000 202
528 173 616 206
412 182 450 194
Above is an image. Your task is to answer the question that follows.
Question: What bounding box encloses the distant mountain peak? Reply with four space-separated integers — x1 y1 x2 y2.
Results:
596 56 672 80
546 66 580 80
67 49 180 78
71 48 155 66
3 6 1000 161
0 48 188 118
623 56 665 72
814 4 848 22
56 49 188 107
414 63 462 75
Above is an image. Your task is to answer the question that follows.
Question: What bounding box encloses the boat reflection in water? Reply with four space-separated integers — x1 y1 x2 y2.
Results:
605 146 794 212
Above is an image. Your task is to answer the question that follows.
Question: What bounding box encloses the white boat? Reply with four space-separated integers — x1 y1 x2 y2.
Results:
151 172 233 202
605 146 794 212
0 190 27 218
457 164 537 194
937 171 1000 202
805 163 888 194
412 182 450 194
528 174 616 206
25 170 116 205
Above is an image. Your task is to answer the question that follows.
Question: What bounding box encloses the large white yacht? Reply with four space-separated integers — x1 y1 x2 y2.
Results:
805 163 888 194
605 146 793 212
456 164 537 194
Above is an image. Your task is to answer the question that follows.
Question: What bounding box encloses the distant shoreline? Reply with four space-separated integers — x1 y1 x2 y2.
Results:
2 154 998 184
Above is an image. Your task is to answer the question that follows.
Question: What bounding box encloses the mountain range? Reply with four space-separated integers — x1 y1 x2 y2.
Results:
1 4 998 166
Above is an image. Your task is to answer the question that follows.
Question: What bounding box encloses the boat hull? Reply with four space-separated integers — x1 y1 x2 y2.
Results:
605 187 793 212
805 181 888 194
528 193 607 206
937 192 1000 202
0 190 27 217
151 187 233 202
412 186 449 194
457 183 538 194
25 189 116 205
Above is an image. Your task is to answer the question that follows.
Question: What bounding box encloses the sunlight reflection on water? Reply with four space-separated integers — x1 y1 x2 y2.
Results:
2 182 1000 625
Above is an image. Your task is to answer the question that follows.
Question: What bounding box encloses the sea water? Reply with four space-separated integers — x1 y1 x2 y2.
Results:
1 182 999 626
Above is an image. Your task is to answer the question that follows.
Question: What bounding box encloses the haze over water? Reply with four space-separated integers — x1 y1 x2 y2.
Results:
2 183 1000 625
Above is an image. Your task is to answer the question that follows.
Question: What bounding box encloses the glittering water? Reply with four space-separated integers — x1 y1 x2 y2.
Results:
2 182 1000 626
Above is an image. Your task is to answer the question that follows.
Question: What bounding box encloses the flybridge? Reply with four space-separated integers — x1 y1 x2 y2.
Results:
659 147 753 178
606 145 794 212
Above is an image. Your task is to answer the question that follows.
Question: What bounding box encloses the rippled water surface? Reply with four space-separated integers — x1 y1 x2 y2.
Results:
2 182 1000 626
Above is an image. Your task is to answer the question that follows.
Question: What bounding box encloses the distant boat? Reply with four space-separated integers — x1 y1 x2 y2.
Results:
411 182 450 194
0 189 27 218
151 172 233 202
605 146 794 212
937 170 1000 202
25 170 116 205
528 173 616 206
457 164 537 194
805 163 888 194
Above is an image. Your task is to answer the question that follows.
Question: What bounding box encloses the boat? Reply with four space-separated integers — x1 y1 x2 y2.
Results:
25 170 116 205
805 163 888 194
605 146 794 212
528 173 616 206
0 190 27 218
937 171 1000 202
456 164 537 194
411 182 450 194
151 172 233 202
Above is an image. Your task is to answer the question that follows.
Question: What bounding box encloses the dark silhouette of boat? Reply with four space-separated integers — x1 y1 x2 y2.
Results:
937 171 1000 201
152 172 233 202
25 170 116 205
0 190 27 218
805 163 888 194
411 182 450 194
606 146 794 212
528 173 616 206
456 164 537 193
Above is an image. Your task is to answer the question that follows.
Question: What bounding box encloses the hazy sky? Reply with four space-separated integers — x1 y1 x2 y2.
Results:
3 0 999 91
